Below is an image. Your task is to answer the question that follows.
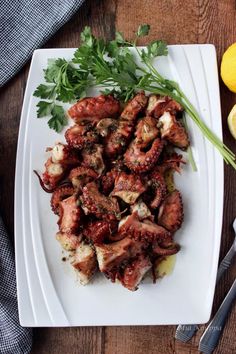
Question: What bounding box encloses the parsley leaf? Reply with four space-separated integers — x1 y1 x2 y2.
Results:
48 105 67 132
101 88 114 96
36 101 53 117
137 24 150 37
34 84 56 99
80 26 94 47
146 40 168 59
115 31 125 44
36 101 67 132
106 40 119 57
44 58 66 83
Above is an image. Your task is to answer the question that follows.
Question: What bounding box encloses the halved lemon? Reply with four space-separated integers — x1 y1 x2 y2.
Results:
221 43 236 93
227 104 236 139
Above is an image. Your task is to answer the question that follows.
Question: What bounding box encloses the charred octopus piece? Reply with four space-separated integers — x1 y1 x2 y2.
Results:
111 172 146 204
156 152 185 175
158 190 183 232
65 123 98 149
51 186 74 214
146 95 183 118
159 112 189 149
119 212 170 243
118 254 152 291
50 143 80 165
81 144 105 176
152 238 180 256
101 159 128 194
147 171 167 209
83 220 118 244
130 200 152 221
68 95 120 122
42 157 67 189
42 143 79 190
58 195 82 234
101 169 119 195
121 92 148 122
96 118 118 137
71 242 97 285
104 93 149 157
69 166 98 192
135 116 159 148
104 119 134 157
95 236 144 273
124 138 164 173
80 181 120 221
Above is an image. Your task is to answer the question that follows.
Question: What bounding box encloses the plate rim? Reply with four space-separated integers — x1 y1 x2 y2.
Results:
14 44 224 326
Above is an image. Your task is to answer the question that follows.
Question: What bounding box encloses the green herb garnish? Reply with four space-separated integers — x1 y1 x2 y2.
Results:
33 24 236 169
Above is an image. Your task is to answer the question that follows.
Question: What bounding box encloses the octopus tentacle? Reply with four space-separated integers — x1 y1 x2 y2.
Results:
152 242 180 256
68 95 120 122
104 119 134 157
65 124 98 149
121 91 148 122
69 166 98 192
155 152 185 175
104 92 148 158
135 116 159 148
83 220 118 244
101 169 119 195
119 212 171 243
111 172 146 204
124 138 164 173
49 143 80 165
58 195 82 234
159 112 189 149
81 144 105 176
158 190 183 232
117 254 152 291
80 181 120 221
51 186 74 214
146 171 167 209
146 94 183 118
42 157 67 189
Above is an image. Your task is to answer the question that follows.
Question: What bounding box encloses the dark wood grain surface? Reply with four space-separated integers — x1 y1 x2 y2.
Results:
1 0 236 353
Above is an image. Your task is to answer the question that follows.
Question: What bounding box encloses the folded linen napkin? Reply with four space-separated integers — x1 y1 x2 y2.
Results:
0 217 32 354
0 0 85 87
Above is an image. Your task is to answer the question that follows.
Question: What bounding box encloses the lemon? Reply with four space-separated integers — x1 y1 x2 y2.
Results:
221 43 236 92
227 104 236 139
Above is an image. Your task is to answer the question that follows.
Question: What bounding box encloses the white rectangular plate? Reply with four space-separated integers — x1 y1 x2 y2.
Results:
15 45 223 326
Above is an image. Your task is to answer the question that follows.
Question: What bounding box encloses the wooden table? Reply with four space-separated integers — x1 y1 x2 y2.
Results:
1 0 236 353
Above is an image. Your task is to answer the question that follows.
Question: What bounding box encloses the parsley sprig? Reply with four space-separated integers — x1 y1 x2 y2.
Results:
33 24 236 169
34 57 92 131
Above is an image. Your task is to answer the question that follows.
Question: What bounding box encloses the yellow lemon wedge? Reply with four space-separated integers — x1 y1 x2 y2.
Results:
221 43 236 92
228 104 236 139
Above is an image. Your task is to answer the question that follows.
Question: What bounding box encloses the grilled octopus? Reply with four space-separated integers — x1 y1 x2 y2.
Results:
111 172 146 204
68 94 120 122
42 143 79 189
65 122 98 149
37 92 187 290
80 181 120 221
124 116 164 173
105 92 148 157
146 94 183 118
124 138 164 173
